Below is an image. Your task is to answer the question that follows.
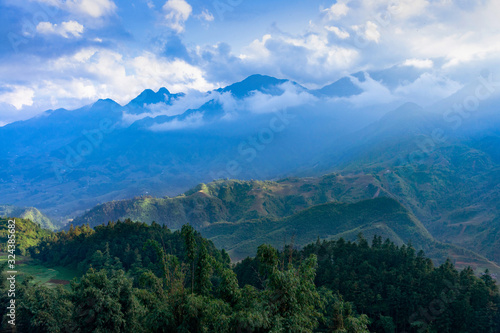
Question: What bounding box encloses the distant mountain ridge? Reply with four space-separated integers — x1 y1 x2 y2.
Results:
0 72 372 222
71 175 389 229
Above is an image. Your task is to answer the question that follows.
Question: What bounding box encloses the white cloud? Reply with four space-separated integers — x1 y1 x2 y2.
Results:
340 73 396 107
122 90 214 124
239 34 272 60
325 25 350 39
0 86 35 110
125 81 318 129
36 21 84 38
197 9 214 22
364 21 381 43
34 0 117 18
352 21 380 43
238 31 359 84
149 112 204 131
388 0 430 20
68 0 116 18
132 52 215 93
215 92 240 114
394 73 462 105
0 47 217 122
242 82 317 114
7 0 500 125
402 58 434 69
163 0 193 33
47 48 216 105
324 0 350 19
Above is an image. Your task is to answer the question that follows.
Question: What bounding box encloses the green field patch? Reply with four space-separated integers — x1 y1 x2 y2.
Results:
1 252 79 289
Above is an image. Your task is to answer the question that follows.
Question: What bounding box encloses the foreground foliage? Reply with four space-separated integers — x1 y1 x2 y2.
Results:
0 220 499 332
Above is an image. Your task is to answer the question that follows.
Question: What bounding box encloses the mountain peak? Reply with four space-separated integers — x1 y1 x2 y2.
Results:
218 74 289 98
313 76 363 97
93 98 121 108
127 87 173 107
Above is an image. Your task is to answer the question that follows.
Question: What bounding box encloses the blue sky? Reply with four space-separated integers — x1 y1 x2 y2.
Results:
1 0 500 125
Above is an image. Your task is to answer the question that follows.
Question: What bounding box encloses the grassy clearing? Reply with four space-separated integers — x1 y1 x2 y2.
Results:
0 252 79 289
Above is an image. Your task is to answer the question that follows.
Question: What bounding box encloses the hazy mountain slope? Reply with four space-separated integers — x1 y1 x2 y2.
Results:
0 74 378 224
0 99 123 158
0 205 55 230
283 86 500 264
71 138 500 264
311 133 500 264
311 76 363 97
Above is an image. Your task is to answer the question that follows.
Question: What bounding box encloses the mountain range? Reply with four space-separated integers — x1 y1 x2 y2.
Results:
1 69 500 273
0 72 399 221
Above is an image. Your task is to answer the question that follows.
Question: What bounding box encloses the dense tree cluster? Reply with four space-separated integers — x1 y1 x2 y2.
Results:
30 219 229 276
0 217 52 255
1 221 499 332
236 236 500 332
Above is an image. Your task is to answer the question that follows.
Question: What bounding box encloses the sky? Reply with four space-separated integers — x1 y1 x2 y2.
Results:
1 0 500 125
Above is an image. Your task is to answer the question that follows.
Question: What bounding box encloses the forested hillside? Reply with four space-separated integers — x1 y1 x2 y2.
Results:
0 206 55 230
1 220 498 332
71 177 500 275
71 176 387 229
0 217 53 255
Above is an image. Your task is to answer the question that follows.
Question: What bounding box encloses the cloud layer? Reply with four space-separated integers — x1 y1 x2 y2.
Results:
1 0 499 124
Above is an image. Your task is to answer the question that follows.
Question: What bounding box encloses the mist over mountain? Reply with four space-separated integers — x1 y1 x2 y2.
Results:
2 70 499 222
0 72 393 220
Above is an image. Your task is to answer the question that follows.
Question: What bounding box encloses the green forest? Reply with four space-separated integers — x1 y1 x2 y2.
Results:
1 218 499 332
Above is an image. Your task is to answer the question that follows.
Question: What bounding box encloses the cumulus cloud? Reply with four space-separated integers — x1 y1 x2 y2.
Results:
131 52 215 93
352 21 380 43
239 34 272 61
0 86 35 110
324 0 350 19
163 0 192 33
232 0 500 91
0 47 217 119
36 21 84 38
238 32 359 84
5 0 500 124
68 0 116 18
